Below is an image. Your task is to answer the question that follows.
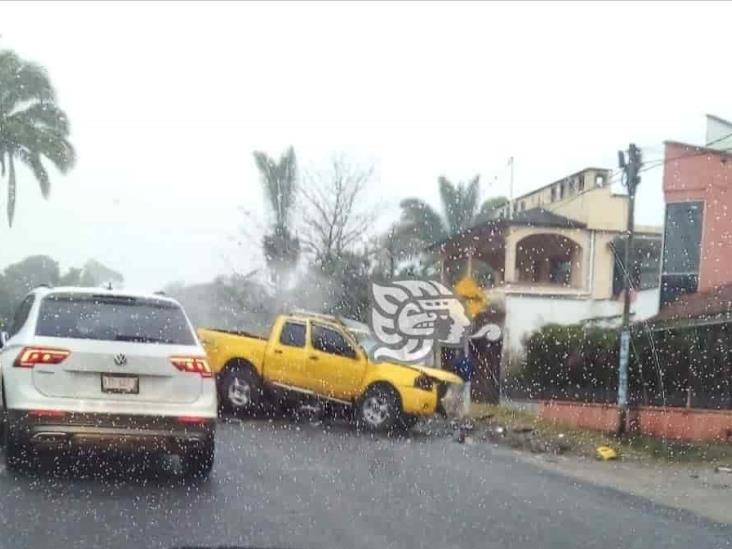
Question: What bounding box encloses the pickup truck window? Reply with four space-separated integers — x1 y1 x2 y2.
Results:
279 321 306 347
311 323 357 359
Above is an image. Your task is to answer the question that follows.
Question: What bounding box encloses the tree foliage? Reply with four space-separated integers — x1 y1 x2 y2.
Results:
394 175 507 276
514 322 732 409
253 147 300 286
0 255 123 328
0 49 75 226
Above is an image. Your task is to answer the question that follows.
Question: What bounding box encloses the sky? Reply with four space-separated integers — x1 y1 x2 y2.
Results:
1 1 731 290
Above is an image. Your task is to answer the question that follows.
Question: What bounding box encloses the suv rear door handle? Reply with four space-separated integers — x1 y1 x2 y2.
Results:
309 355 318 361
273 349 283 355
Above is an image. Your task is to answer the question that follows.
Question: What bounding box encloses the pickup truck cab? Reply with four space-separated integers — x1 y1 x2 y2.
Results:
198 313 462 431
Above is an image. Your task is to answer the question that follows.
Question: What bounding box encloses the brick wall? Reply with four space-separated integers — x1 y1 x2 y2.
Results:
538 400 732 442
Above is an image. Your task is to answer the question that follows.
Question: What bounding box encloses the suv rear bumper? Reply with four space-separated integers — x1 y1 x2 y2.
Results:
6 410 215 454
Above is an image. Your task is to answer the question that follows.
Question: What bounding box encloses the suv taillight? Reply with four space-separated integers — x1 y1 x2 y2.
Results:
170 356 212 378
15 347 70 368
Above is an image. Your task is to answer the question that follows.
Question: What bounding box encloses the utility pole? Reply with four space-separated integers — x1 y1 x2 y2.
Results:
617 143 642 435
508 156 514 219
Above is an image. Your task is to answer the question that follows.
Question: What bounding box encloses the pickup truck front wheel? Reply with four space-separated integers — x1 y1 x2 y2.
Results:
358 385 401 432
219 366 261 414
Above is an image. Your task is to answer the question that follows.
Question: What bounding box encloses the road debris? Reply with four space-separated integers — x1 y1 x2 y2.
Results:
596 446 619 461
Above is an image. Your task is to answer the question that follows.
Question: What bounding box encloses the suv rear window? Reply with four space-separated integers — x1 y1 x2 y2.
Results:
35 294 195 345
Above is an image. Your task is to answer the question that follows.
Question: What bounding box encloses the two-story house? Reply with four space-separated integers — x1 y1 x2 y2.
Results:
434 167 663 378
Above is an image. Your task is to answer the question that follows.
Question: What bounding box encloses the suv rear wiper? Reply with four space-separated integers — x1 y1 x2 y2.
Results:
114 335 167 343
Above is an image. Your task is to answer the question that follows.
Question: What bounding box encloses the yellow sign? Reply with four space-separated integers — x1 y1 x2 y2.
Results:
454 275 488 318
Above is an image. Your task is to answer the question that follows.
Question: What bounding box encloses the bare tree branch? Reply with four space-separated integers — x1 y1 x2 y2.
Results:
300 155 376 267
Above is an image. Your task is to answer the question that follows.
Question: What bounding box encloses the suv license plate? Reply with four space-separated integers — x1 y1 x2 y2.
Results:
101 374 139 394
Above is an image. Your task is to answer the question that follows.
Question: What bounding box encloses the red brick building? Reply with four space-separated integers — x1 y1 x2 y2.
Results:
660 140 732 306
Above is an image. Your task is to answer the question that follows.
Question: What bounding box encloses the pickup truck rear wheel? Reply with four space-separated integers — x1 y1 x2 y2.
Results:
358 385 401 433
220 367 261 414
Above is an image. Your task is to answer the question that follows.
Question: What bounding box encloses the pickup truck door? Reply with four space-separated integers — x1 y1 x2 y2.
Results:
264 320 307 387
307 321 367 401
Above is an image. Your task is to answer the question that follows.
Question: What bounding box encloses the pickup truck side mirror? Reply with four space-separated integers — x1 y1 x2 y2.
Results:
0 331 8 349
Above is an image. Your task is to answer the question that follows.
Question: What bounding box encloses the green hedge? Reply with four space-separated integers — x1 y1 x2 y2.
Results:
514 322 732 409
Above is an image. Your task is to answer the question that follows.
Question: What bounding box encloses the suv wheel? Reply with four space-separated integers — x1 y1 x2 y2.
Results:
358 385 400 432
220 368 261 414
181 438 214 481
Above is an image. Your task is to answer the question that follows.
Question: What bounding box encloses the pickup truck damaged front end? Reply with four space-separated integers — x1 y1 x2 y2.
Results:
385 365 464 418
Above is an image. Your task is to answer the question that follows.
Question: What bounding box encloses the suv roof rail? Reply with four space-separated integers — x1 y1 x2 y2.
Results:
32 284 52 291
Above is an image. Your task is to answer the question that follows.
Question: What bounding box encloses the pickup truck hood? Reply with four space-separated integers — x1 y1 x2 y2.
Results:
395 363 463 384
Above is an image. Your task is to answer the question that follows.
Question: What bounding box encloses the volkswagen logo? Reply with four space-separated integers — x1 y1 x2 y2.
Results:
113 353 127 366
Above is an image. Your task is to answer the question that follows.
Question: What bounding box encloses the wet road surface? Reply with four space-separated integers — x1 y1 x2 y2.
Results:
0 417 730 549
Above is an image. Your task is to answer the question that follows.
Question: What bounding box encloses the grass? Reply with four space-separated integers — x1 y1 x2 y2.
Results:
471 403 732 465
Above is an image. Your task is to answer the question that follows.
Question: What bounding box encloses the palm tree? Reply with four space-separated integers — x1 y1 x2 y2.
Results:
393 176 508 278
399 175 505 245
253 147 300 286
0 49 75 226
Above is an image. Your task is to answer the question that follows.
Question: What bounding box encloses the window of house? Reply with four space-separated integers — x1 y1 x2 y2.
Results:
595 173 606 187
559 182 565 200
521 201 526 211
578 176 585 192
660 201 703 306
549 257 572 285
550 187 556 202
612 239 662 295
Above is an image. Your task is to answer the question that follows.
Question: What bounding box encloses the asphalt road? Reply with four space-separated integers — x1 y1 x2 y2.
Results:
0 416 730 549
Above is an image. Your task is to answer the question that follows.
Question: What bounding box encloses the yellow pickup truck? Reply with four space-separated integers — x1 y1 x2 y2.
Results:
198 312 463 431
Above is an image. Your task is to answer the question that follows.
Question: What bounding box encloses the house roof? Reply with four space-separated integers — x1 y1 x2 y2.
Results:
648 283 732 330
429 209 584 251
509 208 586 229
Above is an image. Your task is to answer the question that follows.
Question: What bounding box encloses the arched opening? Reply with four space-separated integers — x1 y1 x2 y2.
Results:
515 234 583 288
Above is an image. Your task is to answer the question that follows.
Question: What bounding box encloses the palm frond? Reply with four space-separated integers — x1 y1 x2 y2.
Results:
16 149 50 198
0 50 55 111
398 197 448 245
253 148 297 230
7 154 16 227
8 102 70 136
438 176 464 235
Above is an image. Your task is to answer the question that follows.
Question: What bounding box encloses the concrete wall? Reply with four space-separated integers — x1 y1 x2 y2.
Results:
663 141 732 292
510 169 629 233
547 184 629 233
501 288 660 353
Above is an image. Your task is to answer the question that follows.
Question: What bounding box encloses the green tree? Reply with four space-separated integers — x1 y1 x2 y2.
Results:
253 147 300 286
478 196 509 219
0 49 75 226
393 176 507 280
398 176 505 247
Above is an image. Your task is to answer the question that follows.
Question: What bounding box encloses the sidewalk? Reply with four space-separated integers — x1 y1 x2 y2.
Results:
519 451 732 525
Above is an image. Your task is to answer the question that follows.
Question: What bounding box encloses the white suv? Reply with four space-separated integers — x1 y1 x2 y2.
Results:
0 286 217 479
